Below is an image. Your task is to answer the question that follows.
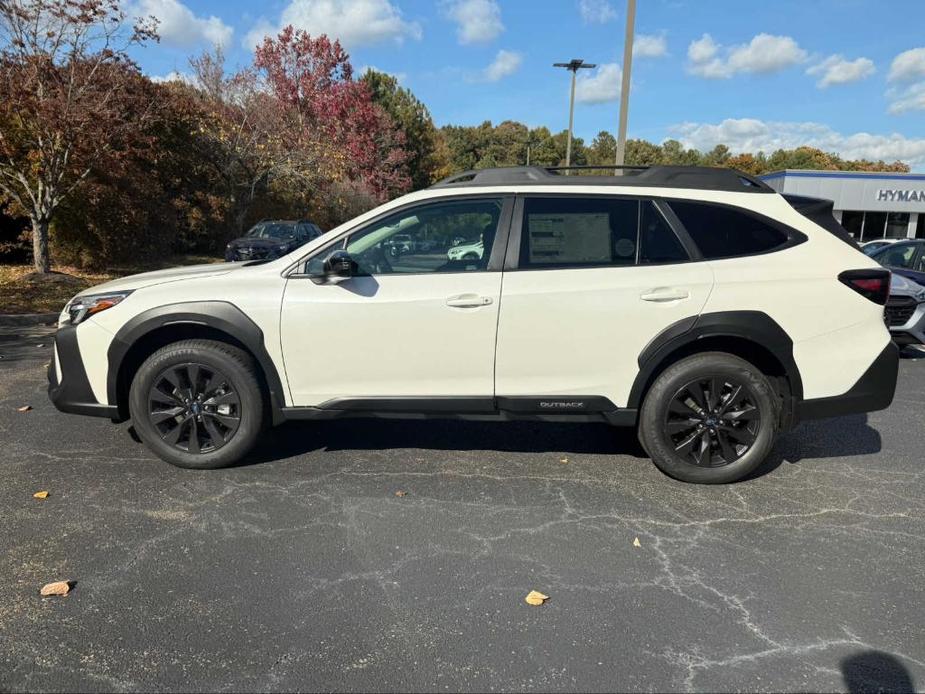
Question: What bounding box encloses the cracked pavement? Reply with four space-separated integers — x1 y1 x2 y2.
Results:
1 324 924 692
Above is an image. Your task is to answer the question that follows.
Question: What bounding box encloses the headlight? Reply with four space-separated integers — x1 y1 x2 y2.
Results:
67 291 133 325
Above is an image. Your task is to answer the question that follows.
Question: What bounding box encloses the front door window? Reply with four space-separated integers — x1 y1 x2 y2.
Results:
343 199 504 275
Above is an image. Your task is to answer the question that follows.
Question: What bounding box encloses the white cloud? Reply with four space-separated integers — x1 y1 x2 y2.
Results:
577 0 616 24
358 65 407 83
634 34 667 59
134 0 232 47
806 55 875 88
889 82 925 114
575 62 622 104
672 118 925 166
443 0 503 45
479 49 522 82
150 70 198 85
888 47 925 82
687 33 807 79
244 0 422 50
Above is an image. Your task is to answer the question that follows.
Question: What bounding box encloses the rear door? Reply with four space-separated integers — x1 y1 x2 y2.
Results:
494 195 714 410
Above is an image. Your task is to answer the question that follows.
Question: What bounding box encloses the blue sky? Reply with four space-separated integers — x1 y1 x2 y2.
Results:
133 0 925 168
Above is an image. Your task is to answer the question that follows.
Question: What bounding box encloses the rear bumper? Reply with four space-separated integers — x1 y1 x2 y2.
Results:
48 324 120 420
795 342 899 421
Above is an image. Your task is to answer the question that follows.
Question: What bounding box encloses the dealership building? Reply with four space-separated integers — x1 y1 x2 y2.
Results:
760 170 925 242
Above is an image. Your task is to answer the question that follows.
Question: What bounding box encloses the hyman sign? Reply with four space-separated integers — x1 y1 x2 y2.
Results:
877 189 925 203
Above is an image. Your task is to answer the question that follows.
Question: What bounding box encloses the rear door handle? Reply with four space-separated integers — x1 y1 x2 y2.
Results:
640 288 690 302
446 294 493 308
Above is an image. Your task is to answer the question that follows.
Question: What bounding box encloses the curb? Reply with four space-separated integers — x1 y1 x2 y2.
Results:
0 313 59 327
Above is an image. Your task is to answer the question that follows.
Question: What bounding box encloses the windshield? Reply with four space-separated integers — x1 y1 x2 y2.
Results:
246 223 296 240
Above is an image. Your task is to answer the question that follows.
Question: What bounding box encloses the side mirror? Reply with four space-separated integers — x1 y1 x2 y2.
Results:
310 250 357 284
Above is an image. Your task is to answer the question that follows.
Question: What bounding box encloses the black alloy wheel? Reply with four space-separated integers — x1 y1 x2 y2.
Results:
148 362 241 454
665 376 760 467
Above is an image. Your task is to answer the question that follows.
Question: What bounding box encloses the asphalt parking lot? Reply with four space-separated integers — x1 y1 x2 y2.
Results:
1 322 924 693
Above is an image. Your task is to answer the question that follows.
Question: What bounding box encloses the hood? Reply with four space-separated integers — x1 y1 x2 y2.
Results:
75 262 242 296
229 236 291 248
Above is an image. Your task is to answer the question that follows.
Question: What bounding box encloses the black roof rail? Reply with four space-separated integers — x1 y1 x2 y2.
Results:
430 164 774 193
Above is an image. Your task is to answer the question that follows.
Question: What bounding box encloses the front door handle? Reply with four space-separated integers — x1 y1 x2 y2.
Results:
446 294 493 308
640 288 690 302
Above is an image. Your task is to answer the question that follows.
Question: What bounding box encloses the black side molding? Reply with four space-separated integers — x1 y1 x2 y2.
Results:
796 343 899 421
107 301 288 423
282 395 637 425
629 311 803 410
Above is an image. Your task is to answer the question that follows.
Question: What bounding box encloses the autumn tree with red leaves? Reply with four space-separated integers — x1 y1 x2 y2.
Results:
253 27 410 205
0 0 156 273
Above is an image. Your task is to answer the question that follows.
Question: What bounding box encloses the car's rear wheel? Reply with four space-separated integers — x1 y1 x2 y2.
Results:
129 339 265 469
638 352 779 484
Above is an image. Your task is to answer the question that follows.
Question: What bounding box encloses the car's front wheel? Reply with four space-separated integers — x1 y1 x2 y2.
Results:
129 339 265 469
638 352 779 484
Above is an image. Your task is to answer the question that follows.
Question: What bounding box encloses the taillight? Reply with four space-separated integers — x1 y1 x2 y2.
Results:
838 269 891 305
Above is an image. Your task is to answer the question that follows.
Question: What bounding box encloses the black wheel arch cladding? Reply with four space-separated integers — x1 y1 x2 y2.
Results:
629 310 803 410
107 301 287 424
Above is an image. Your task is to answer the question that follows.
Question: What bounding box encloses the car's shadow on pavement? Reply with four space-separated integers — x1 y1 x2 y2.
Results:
239 412 883 482
245 417 649 465
748 413 882 480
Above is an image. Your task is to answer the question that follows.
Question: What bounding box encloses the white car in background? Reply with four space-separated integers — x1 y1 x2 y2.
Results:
446 239 484 261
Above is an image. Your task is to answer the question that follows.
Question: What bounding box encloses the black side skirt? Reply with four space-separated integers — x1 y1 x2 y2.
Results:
281 396 638 426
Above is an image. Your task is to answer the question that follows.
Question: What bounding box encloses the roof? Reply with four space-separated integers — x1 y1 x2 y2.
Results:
431 165 775 194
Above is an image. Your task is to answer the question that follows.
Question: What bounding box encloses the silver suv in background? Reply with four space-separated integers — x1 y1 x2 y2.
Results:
886 273 925 347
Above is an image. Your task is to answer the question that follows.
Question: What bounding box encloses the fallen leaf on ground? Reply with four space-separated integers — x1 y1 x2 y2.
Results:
40 581 71 597
524 590 549 606
33 491 49 499
394 490 407 497
559 457 569 464
17 405 32 412
633 537 641 548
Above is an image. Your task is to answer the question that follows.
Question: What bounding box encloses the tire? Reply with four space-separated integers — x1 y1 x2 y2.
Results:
129 339 266 469
638 352 779 484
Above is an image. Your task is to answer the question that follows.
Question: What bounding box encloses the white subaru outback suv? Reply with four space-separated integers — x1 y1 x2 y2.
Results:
49 165 898 484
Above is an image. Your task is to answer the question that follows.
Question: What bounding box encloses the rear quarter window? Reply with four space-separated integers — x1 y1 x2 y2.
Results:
668 200 792 259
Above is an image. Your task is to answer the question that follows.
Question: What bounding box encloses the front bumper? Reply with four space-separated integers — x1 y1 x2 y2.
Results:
795 342 899 421
886 297 925 346
225 247 281 262
48 324 120 419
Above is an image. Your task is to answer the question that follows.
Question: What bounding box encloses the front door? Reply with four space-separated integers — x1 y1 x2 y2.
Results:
280 196 512 407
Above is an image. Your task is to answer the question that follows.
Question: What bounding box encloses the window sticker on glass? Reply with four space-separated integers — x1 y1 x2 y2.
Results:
528 213 613 263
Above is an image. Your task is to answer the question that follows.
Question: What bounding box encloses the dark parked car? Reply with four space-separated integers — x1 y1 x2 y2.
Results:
225 220 323 262
870 239 925 285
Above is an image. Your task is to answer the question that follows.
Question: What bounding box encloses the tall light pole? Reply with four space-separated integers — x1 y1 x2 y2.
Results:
554 59 595 172
615 0 636 166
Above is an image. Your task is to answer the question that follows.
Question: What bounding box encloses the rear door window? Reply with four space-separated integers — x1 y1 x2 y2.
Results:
639 202 689 264
517 197 690 269
668 200 791 259
519 197 639 268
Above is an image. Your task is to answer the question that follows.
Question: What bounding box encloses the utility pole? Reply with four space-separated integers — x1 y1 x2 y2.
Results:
554 59 595 172
615 0 636 166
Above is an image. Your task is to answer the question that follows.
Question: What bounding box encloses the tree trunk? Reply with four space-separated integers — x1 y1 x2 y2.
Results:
31 217 50 273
